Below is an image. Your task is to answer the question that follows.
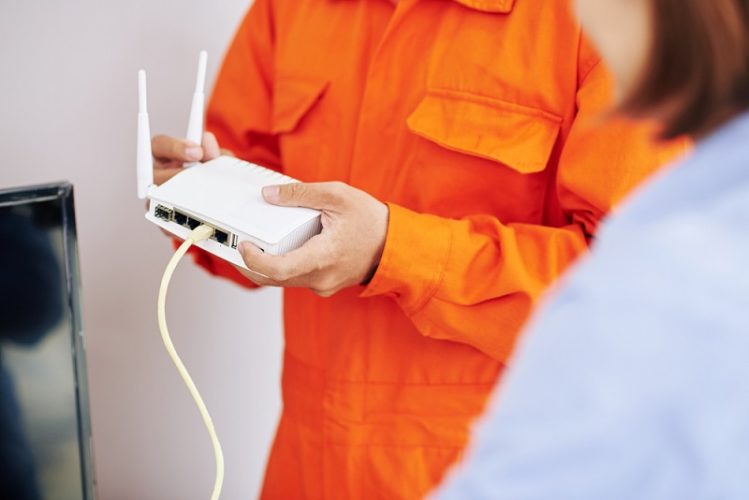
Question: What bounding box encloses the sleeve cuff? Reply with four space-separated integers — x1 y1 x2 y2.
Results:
360 203 453 313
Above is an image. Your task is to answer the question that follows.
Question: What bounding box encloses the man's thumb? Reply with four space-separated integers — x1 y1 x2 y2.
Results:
262 182 339 209
262 185 282 203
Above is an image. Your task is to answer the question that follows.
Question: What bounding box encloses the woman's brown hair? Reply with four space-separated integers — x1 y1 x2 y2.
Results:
621 0 749 139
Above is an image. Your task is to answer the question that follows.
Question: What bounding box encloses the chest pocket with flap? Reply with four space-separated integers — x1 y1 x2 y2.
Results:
406 88 562 174
403 88 563 220
271 75 329 135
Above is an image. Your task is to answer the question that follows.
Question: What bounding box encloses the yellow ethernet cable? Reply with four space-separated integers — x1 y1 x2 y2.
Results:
158 224 224 500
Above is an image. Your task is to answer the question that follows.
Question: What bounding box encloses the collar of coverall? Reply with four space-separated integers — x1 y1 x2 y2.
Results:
374 0 516 14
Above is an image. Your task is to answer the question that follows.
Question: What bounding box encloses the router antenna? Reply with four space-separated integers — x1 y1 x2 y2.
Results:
137 69 154 199
185 50 207 146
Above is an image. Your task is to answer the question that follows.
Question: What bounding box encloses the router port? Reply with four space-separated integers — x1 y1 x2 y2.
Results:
174 211 188 227
213 229 229 245
154 205 173 221
169 210 231 246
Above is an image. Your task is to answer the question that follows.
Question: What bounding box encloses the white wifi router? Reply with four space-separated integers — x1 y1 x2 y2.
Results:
137 52 322 268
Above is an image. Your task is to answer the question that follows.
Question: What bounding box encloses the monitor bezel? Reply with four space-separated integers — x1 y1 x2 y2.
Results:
0 182 96 500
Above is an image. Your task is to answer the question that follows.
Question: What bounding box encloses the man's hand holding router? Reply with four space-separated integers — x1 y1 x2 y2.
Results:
237 181 389 297
142 52 388 297
151 132 220 185
149 133 389 297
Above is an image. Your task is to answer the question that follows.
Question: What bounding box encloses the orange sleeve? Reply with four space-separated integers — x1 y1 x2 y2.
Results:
180 0 279 287
361 59 687 363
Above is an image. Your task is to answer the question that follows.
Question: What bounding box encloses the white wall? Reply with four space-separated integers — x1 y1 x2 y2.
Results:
0 1 283 499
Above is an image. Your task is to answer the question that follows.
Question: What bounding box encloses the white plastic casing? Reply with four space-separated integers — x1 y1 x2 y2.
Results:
185 51 207 145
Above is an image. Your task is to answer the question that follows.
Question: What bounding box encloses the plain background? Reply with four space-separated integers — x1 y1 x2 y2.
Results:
0 1 284 499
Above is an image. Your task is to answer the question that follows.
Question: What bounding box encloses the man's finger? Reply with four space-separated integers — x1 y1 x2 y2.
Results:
202 132 221 161
237 238 324 282
235 266 275 286
153 156 182 169
238 268 284 288
154 167 183 186
262 182 345 210
152 134 203 162
237 259 317 289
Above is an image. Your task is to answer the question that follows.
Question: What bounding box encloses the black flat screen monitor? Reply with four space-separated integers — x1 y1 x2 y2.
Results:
0 183 95 500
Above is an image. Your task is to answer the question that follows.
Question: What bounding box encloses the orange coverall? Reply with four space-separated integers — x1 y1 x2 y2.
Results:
186 0 682 497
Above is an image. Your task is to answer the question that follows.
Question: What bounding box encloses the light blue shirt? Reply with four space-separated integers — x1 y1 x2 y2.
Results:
436 112 749 500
